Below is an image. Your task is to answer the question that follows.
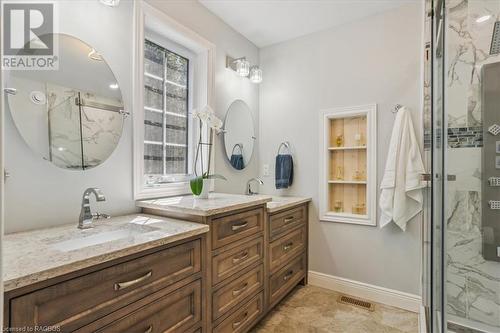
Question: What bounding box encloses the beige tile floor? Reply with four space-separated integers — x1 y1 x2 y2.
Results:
252 285 420 333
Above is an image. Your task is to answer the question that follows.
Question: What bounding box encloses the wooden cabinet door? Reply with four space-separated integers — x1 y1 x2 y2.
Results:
211 208 263 249
10 240 201 332
80 279 202 333
212 237 263 286
269 206 306 241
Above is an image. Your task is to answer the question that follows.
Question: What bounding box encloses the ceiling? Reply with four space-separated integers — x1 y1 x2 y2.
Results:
199 0 410 48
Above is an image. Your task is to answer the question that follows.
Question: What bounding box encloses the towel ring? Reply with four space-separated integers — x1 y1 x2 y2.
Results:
232 143 243 155
277 141 291 155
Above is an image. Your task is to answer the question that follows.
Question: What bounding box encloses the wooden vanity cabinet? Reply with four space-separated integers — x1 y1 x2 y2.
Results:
144 205 267 333
143 201 309 333
266 203 309 309
4 201 309 333
4 235 206 333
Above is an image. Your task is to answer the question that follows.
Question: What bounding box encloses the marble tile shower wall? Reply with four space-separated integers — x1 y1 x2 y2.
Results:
446 0 500 328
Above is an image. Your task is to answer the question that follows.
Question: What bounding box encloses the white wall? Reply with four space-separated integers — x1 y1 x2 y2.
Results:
144 0 260 195
258 3 423 295
4 0 259 233
4 0 136 233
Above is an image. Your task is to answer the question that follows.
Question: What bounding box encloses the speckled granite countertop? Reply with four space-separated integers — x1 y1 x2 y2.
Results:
266 196 312 213
137 193 272 217
3 214 209 292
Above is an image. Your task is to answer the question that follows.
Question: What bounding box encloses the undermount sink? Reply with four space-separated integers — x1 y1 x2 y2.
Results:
50 228 153 252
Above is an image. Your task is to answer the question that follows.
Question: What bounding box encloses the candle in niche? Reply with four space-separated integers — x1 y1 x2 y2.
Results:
335 166 343 180
336 134 344 147
353 170 365 181
352 203 366 215
355 133 363 146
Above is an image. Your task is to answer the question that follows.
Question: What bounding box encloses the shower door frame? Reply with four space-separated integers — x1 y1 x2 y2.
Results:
425 0 446 332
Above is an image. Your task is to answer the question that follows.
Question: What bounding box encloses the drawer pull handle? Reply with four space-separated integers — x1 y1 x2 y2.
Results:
232 282 249 296
284 216 295 223
232 251 249 264
283 242 294 251
232 221 248 231
144 325 153 333
232 311 248 329
283 270 294 281
114 271 152 291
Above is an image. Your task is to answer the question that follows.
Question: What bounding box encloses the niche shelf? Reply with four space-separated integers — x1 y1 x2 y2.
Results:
319 104 377 226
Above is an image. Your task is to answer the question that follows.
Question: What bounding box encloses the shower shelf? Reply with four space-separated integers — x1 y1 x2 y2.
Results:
319 104 377 226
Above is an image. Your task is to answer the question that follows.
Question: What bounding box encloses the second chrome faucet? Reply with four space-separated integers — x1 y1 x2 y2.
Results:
246 178 264 195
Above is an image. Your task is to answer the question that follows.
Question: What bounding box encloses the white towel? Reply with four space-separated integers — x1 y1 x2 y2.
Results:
379 107 426 231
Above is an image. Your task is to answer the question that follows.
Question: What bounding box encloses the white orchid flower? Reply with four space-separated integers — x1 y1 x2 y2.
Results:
193 105 223 132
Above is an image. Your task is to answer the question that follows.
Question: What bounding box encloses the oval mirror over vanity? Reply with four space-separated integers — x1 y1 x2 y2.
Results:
5 33 125 171
222 100 255 170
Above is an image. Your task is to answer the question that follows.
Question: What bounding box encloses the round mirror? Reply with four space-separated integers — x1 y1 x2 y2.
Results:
223 100 255 170
5 33 125 170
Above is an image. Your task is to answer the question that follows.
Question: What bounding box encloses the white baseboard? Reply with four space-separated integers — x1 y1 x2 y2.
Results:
308 271 422 313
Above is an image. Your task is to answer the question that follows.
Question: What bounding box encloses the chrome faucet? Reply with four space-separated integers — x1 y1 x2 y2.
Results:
78 188 109 229
246 178 264 195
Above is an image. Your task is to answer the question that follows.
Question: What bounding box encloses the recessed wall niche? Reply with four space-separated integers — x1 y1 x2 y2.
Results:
319 104 377 226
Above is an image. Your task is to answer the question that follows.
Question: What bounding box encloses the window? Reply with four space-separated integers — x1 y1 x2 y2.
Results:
133 1 215 199
143 39 192 187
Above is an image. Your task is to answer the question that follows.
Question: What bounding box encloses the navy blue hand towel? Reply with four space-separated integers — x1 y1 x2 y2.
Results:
230 154 244 170
275 154 293 189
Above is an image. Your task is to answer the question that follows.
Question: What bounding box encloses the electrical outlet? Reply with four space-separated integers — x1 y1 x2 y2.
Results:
263 164 270 176
496 156 500 169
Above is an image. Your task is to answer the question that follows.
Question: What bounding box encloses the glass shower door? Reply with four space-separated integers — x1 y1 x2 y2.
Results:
429 0 500 332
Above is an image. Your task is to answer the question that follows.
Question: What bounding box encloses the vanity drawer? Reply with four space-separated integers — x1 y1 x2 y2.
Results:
84 279 202 333
212 264 264 321
10 239 201 332
269 205 306 241
211 208 263 249
212 237 263 285
269 254 306 307
213 292 264 333
269 227 306 273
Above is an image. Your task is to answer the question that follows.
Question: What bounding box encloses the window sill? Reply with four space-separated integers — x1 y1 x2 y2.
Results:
135 181 192 200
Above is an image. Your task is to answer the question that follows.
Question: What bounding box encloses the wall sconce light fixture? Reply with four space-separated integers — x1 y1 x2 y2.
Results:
235 58 250 77
226 55 262 84
249 66 263 83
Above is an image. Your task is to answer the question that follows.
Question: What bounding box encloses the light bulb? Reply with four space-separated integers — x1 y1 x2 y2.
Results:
109 83 119 89
235 59 250 77
249 66 262 83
